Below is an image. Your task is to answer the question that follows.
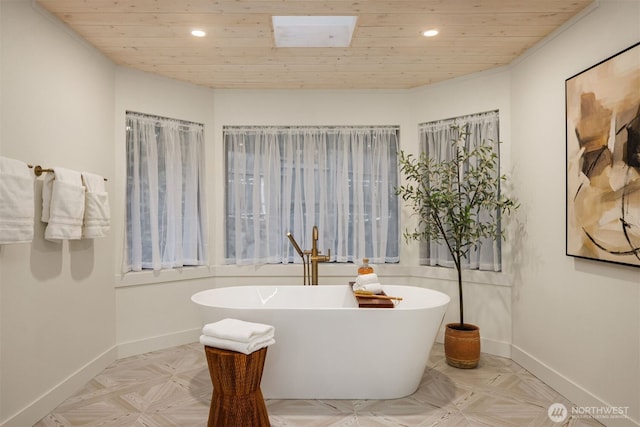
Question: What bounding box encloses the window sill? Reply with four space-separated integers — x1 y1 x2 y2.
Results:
410 265 513 287
114 263 512 288
115 266 215 288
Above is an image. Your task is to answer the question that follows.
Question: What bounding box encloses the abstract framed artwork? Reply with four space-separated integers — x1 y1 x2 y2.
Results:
566 41 640 267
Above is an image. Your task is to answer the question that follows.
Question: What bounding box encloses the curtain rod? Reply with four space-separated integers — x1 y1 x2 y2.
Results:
224 125 399 129
126 110 204 128
418 109 499 128
223 125 400 131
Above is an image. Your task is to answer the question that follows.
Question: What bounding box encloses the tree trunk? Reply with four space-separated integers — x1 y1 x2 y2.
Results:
457 264 464 327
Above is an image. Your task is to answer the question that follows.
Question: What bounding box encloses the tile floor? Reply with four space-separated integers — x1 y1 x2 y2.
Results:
35 343 603 426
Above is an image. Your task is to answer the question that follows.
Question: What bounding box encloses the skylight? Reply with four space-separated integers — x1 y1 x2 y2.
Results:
272 16 358 48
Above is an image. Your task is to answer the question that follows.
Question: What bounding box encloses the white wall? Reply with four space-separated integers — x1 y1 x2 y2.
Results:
0 1 116 425
510 1 640 425
1 0 639 426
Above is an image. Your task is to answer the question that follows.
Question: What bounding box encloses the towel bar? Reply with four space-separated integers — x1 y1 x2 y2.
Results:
28 164 107 181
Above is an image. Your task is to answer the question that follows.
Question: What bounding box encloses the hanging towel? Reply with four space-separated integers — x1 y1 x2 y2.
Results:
41 167 85 241
81 172 110 238
0 157 34 244
202 318 275 343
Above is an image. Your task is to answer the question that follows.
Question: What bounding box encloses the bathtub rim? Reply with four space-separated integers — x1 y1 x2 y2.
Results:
191 284 450 311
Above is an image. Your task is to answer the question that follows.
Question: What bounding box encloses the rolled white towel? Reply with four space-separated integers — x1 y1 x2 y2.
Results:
360 283 384 295
199 334 275 355
355 273 379 287
353 273 384 294
202 318 274 343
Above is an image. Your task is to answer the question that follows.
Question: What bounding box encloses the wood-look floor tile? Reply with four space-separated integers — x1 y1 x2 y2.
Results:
34 343 604 427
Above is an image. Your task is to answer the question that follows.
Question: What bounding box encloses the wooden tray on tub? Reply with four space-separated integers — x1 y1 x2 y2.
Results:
349 282 395 308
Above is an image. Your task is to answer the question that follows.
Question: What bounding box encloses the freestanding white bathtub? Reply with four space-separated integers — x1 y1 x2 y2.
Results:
191 284 449 399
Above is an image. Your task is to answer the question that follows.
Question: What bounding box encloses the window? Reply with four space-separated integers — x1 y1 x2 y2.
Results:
418 110 503 271
124 111 207 272
224 126 399 265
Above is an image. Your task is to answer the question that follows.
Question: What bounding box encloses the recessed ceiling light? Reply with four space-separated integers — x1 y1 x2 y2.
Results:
191 29 206 37
272 16 357 48
422 29 439 37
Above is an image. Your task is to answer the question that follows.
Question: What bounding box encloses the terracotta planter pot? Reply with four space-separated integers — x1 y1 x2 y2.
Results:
444 323 480 369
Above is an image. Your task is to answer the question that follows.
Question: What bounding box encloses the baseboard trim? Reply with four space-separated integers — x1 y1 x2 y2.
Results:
1 330 202 427
512 344 639 427
480 337 511 359
1 346 117 427
116 328 201 359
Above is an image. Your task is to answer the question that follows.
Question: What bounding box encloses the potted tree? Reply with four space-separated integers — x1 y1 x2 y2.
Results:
396 125 518 369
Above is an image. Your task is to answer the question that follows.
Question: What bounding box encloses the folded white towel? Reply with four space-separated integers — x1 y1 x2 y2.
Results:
42 167 85 241
202 318 275 343
81 172 110 238
0 157 34 244
354 273 383 294
41 171 54 223
41 167 79 222
80 172 105 193
199 334 275 355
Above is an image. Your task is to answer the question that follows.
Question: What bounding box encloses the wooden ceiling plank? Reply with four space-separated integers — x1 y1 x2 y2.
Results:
111 53 515 66
73 23 560 39
43 11 580 27
101 45 526 58
34 0 593 89
38 0 592 15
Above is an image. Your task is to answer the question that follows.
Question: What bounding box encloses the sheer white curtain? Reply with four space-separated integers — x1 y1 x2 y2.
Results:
224 126 399 265
418 110 502 271
124 112 207 272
